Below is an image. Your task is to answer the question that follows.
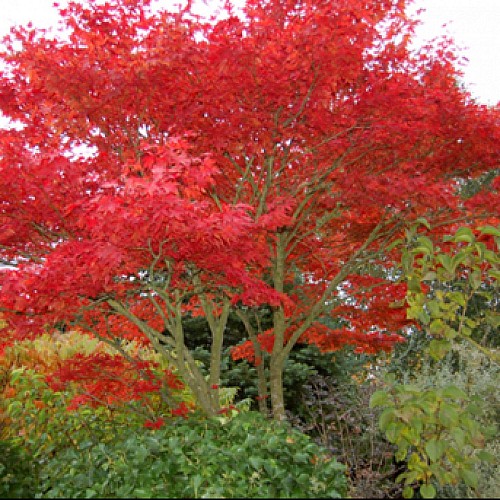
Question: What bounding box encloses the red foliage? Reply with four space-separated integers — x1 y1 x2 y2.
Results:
218 405 237 415
144 417 165 430
0 0 498 409
171 402 190 419
44 353 172 410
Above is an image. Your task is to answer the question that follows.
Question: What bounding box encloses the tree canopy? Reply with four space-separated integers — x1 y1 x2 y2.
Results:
1 0 498 419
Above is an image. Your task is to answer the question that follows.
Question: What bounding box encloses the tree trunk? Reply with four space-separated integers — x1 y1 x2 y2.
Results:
269 356 286 421
255 359 270 415
236 310 270 415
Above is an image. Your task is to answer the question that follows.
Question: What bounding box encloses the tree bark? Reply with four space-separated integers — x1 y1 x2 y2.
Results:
269 356 286 421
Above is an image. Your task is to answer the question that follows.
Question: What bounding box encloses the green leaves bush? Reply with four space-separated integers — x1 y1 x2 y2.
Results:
3 367 146 460
371 376 489 498
0 439 37 498
371 223 499 498
1 336 346 498
382 342 499 499
38 411 347 498
404 224 499 363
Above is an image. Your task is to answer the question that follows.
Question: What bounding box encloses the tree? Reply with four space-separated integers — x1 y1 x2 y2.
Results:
1 0 498 420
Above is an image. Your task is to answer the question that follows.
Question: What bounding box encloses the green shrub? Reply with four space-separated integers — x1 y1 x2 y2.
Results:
372 223 499 498
39 411 347 498
0 439 37 498
3 368 148 461
412 345 498 499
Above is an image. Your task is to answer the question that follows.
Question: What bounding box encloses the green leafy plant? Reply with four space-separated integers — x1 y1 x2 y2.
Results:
3 368 141 466
0 439 37 499
382 327 499 498
404 224 499 363
371 224 499 498
38 411 347 498
371 376 490 498
421 345 498 499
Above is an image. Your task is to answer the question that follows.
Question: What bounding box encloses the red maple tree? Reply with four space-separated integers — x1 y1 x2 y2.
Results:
1 0 498 419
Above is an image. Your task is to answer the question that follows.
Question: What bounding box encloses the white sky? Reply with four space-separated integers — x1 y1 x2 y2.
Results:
0 0 499 105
